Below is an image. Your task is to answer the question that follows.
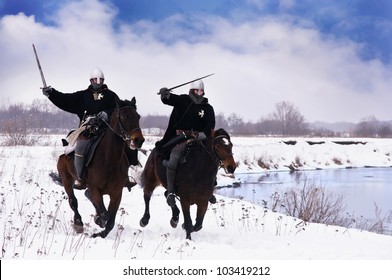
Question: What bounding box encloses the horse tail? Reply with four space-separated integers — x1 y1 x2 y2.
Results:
49 171 63 186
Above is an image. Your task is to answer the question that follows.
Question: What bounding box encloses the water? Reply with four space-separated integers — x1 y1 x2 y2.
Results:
216 167 392 225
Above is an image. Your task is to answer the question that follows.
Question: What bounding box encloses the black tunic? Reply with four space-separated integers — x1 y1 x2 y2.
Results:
159 93 215 146
48 84 120 123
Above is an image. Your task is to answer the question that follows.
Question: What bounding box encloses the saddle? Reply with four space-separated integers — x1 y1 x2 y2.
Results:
65 128 105 167
84 130 106 167
162 139 198 168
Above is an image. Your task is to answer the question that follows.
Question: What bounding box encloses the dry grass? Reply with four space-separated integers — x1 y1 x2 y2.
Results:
266 179 391 234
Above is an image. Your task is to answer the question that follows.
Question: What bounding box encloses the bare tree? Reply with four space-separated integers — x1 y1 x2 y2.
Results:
378 123 392 138
215 113 229 130
255 118 280 135
271 101 308 136
1 114 42 146
353 116 391 137
227 113 244 133
140 114 168 130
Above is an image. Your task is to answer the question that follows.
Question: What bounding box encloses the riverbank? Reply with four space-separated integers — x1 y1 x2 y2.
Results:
230 136 392 172
1 134 392 262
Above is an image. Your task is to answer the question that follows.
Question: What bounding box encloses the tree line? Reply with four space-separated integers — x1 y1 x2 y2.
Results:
0 99 391 141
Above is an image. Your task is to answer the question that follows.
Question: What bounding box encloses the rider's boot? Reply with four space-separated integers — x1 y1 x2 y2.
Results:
166 167 177 206
73 139 88 189
165 143 183 206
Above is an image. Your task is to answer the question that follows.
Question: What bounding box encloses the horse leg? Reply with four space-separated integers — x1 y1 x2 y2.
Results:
170 204 180 228
92 190 122 238
140 189 153 227
180 201 193 240
193 201 209 232
64 181 84 233
85 188 109 229
58 156 83 233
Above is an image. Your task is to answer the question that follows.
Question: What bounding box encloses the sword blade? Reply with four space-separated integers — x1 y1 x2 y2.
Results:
157 73 214 94
32 43 47 88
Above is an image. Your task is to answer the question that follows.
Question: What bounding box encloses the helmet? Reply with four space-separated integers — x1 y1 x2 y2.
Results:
190 80 204 90
190 80 204 96
90 67 105 84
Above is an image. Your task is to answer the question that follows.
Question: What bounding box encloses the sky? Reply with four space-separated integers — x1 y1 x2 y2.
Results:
1 134 392 278
1 0 392 123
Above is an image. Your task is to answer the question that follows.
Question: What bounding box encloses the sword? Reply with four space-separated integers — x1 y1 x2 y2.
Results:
32 43 49 89
157 73 214 95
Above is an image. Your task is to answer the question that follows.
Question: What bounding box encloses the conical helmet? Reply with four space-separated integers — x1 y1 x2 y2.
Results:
90 67 105 84
190 80 204 90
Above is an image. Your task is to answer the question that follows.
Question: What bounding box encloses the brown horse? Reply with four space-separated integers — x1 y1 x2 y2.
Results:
139 128 236 240
56 98 144 238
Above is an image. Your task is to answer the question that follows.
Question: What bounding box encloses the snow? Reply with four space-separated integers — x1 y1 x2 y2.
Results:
1 134 392 278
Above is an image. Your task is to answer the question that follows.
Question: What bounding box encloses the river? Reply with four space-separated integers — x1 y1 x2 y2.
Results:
216 167 392 231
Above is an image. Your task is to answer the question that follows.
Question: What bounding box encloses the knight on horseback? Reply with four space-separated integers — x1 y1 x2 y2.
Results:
156 79 217 206
42 67 139 190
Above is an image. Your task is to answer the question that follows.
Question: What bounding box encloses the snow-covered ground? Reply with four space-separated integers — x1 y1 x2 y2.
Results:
1 134 392 278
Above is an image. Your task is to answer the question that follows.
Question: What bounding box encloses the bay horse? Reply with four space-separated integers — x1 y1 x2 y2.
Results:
56 98 144 238
139 128 236 240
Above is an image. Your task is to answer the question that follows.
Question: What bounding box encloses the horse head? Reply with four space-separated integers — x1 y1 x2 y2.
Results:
213 128 236 174
112 97 145 149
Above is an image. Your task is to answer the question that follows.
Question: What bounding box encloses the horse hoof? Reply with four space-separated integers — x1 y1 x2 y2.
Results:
91 232 103 238
186 234 192 240
94 215 107 228
91 230 107 238
73 224 84 234
193 225 202 232
170 218 179 228
139 218 149 227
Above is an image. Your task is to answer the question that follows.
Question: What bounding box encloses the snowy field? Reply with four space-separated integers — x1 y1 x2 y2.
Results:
1 133 392 279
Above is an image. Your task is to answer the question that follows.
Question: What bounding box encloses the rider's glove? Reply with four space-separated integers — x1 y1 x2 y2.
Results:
197 132 207 141
159 88 171 100
97 111 108 122
42 86 52 97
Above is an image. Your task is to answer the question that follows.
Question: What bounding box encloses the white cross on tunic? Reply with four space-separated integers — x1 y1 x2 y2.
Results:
198 110 205 118
93 93 104 100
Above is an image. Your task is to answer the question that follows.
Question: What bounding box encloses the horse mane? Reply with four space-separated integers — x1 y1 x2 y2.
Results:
214 128 230 139
117 97 137 110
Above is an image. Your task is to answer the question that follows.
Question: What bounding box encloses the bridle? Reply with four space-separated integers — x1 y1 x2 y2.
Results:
102 106 141 142
212 134 234 168
198 134 233 169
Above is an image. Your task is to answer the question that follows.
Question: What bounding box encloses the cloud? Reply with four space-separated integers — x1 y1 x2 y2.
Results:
1 0 392 123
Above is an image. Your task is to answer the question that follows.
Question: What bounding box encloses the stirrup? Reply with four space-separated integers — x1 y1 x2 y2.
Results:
166 193 176 206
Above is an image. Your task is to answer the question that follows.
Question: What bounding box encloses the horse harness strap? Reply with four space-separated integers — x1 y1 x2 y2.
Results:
177 138 216 167
207 135 234 169
199 140 227 169
167 134 232 170
101 106 141 142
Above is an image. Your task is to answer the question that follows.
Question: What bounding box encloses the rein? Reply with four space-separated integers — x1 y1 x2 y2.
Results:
102 106 141 142
199 134 233 167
